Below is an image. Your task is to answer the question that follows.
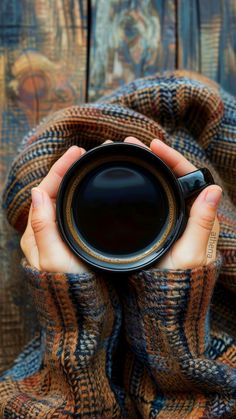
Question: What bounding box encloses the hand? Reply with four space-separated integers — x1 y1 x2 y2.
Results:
20 146 91 273
123 137 222 270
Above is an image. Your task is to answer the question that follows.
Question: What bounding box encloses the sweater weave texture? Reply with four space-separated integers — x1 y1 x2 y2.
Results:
1 71 236 418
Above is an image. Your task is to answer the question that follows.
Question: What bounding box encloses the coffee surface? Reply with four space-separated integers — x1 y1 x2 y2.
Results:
72 162 169 255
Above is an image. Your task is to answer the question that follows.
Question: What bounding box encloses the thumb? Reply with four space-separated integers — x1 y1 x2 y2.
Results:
31 187 61 270
176 185 222 267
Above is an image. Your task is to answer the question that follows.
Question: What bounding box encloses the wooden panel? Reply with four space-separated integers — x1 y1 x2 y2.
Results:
89 0 236 100
177 0 201 72
218 0 236 94
0 0 88 373
178 0 236 95
89 0 177 101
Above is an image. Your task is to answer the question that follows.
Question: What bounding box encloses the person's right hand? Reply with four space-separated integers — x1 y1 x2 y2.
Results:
20 146 91 274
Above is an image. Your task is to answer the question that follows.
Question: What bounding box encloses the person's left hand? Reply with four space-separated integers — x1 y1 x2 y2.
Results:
123 137 222 270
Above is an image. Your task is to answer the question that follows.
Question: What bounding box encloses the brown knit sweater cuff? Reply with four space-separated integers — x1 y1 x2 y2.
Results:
21 258 113 331
125 254 223 357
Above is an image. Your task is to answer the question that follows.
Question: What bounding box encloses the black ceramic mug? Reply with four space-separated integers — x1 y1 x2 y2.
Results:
56 142 214 272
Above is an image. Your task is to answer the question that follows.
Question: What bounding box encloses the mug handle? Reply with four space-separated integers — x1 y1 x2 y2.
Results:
178 168 215 199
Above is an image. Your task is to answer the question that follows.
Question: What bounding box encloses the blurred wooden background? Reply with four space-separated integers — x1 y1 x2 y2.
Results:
0 0 236 372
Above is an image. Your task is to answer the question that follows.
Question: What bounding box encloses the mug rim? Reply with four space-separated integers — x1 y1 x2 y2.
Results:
56 142 186 272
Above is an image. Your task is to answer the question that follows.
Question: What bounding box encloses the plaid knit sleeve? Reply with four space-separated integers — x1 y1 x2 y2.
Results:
123 254 236 418
0 260 124 418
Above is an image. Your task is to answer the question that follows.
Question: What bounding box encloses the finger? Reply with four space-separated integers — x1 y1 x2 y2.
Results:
24 204 34 236
20 235 39 268
124 137 149 149
20 213 39 268
20 205 39 267
176 185 222 266
30 187 66 270
39 146 85 199
150 139 196 176
103 140 113 144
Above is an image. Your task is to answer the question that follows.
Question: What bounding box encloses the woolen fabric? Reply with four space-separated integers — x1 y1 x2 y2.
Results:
1 71 236 417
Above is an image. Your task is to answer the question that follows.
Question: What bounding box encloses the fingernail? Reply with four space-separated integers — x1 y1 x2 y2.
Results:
205 187 222 208
69 145 80 151
31 188 43 208
68 145 83 155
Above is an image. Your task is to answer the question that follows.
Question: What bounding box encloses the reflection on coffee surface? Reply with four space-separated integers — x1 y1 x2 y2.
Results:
72 162 169 255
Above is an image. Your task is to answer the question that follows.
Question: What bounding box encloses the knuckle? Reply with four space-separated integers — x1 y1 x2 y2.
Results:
31 217 47 234
195 213 214 231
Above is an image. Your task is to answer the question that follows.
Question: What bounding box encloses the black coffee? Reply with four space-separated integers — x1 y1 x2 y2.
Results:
72 162 169 255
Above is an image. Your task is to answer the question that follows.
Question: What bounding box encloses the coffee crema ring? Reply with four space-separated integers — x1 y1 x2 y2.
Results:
65 155 177 264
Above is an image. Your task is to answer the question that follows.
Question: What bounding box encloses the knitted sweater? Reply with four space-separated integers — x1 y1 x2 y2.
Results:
1 71 236 418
